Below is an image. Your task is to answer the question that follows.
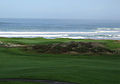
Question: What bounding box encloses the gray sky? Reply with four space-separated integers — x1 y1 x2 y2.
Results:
0 0 120 20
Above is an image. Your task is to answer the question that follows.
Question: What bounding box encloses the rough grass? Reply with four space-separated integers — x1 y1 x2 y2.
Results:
0 37 119 49
27 42 114 54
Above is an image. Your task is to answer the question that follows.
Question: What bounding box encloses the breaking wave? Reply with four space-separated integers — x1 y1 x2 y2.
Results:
97 27 120 31
0 31 120 40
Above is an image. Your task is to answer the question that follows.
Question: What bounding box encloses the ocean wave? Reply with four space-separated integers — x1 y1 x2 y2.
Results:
95 31 119 33
0 31 119 40
62 36 86 39
97 28 120 31
0 32 97 34
0 35 68 38
0 31 117 35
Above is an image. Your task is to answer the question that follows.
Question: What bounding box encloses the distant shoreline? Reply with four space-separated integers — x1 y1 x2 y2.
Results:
0 37 119 40
0 32 120 40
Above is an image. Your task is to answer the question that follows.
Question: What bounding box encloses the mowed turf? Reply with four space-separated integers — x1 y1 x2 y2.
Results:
0 47 120 84
0 38 120 84
0 82 46 84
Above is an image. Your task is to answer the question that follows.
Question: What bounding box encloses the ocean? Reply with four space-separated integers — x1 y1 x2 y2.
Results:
0 18 120 40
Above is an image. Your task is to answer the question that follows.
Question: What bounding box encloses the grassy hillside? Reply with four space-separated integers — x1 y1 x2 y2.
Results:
0 38 120 84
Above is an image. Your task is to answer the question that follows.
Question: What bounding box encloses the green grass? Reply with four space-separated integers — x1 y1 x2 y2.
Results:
0 38 120 84
0 82 46 84
0 47 120 84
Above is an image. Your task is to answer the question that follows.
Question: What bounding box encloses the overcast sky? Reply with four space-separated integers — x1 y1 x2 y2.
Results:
0 0 120 20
